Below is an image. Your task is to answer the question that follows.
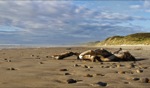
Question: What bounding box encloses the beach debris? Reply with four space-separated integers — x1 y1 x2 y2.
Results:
46 56 49 58
101 66 104 68
94 73 105 76
40 62 44 64
4 58 7 60
141 78 149 83
60 69 68 71
82 65 88 68
51 52 76 60
117 64 124 68
96 82 107 87
52 48 136 62
65 73 71 75
117 64 121 68
85 74 93 77
127 63 135 69
117 71 126 74
4 59 11 62
7 60 12 62
136 69 143 73
7 67 18 70
66 79 77 84
78 48 112 62
133 77 140 81
142 67 148 69
124 82 129 84
73 64 79 67
31 54 34 57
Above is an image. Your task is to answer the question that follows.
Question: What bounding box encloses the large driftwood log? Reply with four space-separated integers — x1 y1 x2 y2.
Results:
51 48 136 62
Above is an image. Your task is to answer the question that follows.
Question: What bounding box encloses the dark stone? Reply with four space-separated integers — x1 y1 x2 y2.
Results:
67 79 77 84
96 82 107 86
60 69 68 71
127 63 135 69
4 58 7 60
118 71 125 74
84 65 88 68
46 56 49 58
40 62 44 64
141 78 149 83
94 73 105 76
31 55 34 57
65 73 71 75
73 64 79 67
85 74 93 77
133 77 140 81
124 82 129 84
7 67 17 70
136 69 143 73
7 60 11 62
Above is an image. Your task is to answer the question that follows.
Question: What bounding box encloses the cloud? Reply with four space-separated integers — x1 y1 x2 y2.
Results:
130 5 141 9
144 0 150 8
130 0 150 13
0 1 148 44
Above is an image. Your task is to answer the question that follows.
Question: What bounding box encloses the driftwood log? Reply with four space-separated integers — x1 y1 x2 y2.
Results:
51 48 136 62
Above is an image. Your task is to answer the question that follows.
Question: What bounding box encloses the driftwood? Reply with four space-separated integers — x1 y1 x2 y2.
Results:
78 48 113 62
51 48 136 62
51 52 76 60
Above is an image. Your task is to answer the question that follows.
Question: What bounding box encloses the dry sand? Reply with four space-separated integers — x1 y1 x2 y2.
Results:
0 46 150 88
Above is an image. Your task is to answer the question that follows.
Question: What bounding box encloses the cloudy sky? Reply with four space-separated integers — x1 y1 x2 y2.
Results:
0 0 150 45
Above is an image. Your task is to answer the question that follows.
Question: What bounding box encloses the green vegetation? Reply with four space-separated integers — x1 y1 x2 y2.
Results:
90 33 150 46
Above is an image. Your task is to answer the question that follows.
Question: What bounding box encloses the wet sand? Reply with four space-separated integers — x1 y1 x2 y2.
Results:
0 46 150 88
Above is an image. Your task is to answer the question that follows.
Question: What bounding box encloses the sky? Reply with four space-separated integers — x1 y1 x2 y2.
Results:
0 0 150 45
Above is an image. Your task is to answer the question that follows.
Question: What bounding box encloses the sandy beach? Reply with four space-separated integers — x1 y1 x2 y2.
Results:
0 46 150 88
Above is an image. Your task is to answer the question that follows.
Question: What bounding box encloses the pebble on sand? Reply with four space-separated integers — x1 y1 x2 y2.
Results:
40 62 44 64
60 69 68 71
7 67 17 70
132 77 140 81
46 56 49 58
127 63 135 69
96 82 107 87
141 78 149 83
94 73 105 76
65 73 71 75
84 65 88 68
136 69 143 73
124 82 129 84
85 74 93 77
67 79 77 84
73 64 79 67
31 55 34 57
117 71 126 74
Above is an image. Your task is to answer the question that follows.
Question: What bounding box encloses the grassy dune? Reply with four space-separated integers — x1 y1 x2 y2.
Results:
87 33 150 46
